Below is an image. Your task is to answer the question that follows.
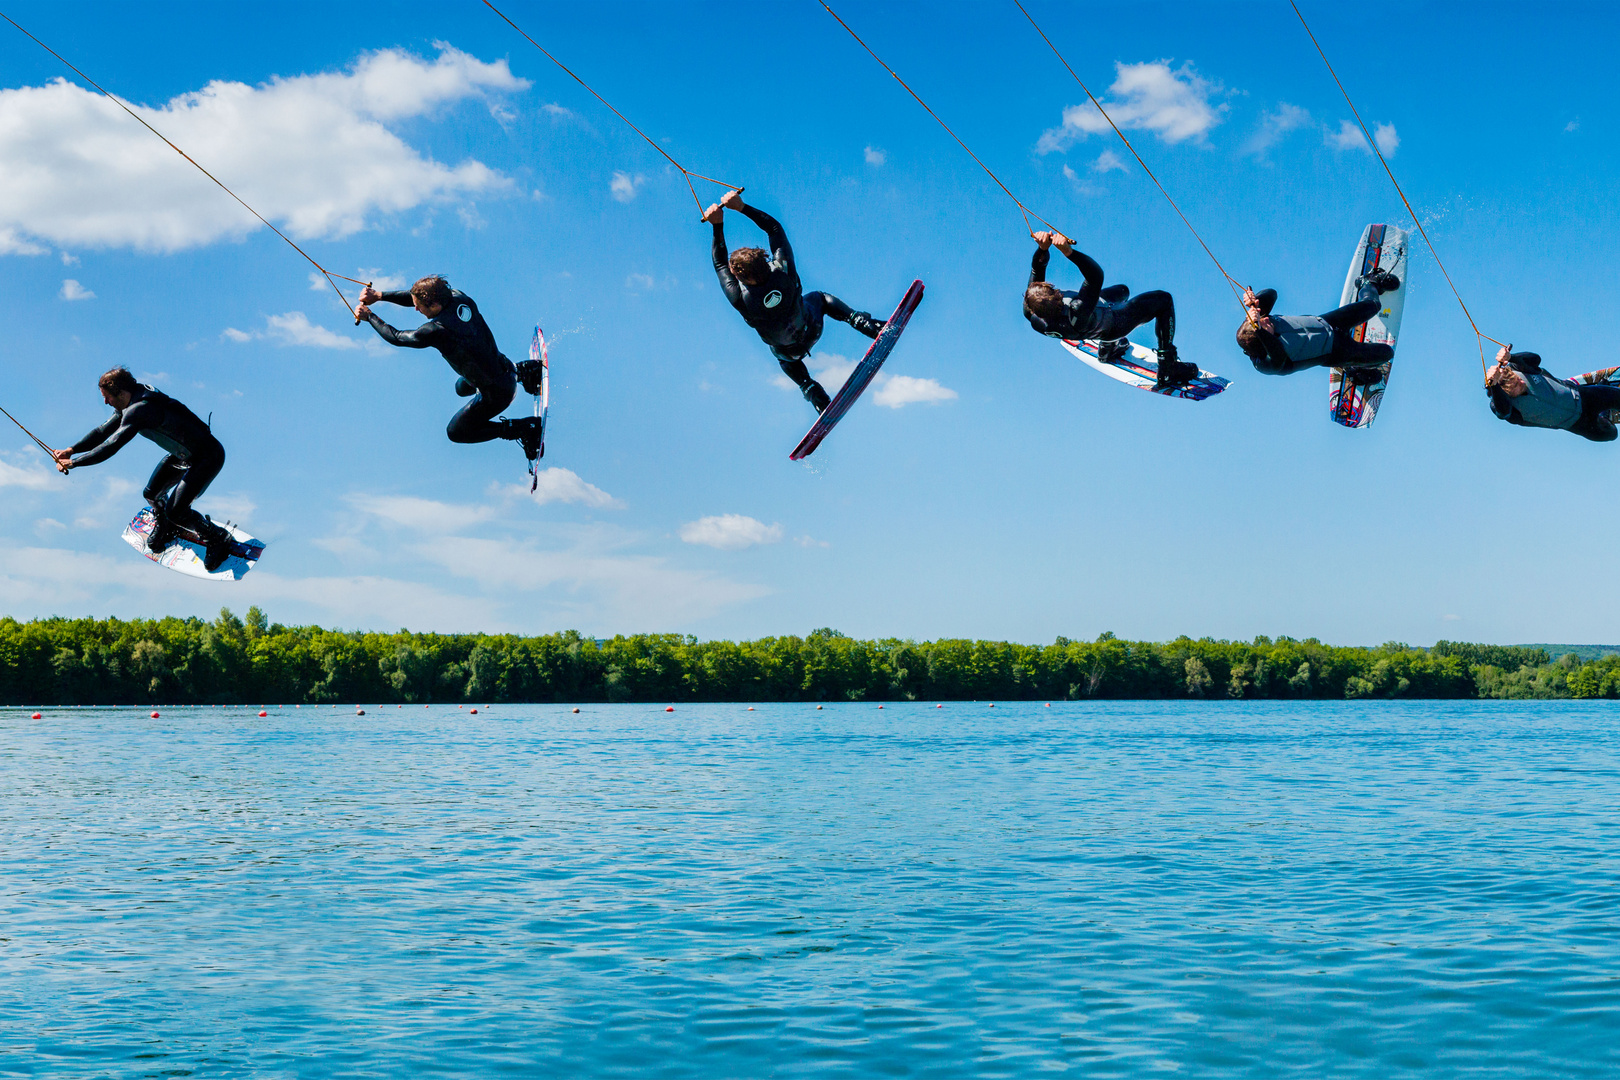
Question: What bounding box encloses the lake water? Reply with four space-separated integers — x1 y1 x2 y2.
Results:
1 700 1617 1077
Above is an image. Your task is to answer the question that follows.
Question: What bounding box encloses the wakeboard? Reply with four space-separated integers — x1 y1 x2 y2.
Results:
790 279 924 461
1329 223 1410 428
122 507 264 581
1062 338 1230 401
517 324 550 491
1573 366 1620 386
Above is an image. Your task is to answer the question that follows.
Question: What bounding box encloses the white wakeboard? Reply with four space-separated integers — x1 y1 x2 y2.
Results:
524 324 551 491
1062 338 1230 401
122 507 264 581
1329 223 1409 428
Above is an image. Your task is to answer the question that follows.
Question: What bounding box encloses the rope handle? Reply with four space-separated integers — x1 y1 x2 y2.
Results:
352 281 372 325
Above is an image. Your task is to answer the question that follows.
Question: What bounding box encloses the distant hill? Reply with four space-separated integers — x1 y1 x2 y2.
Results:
1519 645 1620 662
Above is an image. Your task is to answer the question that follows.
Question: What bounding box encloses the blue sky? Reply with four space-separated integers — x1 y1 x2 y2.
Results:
0 1 1614 645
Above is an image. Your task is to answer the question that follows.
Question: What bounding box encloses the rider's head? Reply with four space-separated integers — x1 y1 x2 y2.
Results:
410 275 453 316
1024 283 1064 327
1487 362 1528 397
1235 318 1266 359
728 247 769 288
97 367 139 410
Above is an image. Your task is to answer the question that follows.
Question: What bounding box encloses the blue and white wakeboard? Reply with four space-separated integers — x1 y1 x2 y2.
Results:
1061 338 1230 401
122 507 264 581
1328 223 1409 428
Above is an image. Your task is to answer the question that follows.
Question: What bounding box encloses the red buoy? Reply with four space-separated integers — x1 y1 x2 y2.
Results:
151 711 160 718
665 706 674 712
356 709 366 716
30 712 41 719
258 710 267 717
469 709 478 715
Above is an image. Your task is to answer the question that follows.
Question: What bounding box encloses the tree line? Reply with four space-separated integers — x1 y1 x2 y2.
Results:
3 609 1617 706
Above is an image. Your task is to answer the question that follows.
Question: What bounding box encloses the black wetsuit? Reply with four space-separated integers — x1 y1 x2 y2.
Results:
69 385 224 531
711 204 863 395
1025 246 1176 352
363 289 517 443
1488 352 1620 442
1240 282 1393 376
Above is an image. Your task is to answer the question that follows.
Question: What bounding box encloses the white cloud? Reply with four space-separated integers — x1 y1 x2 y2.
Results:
610 171 645 202
348 493 501 534
772 352 956 411
1092 149 1128 174
1327 119 1396 157
1038 62 1224 153
60 251 78 266
1565 119 1580 133
794 535 830 549
509 469 622 509
0 455 59 490
0 45 524 255
679 514 783 551
864 145 887 167
312 269 405 292
626 272 656 291
1243 102 1312 157
542 103 574 119
225 311 367 350
59 279 94 301
872 375 958 408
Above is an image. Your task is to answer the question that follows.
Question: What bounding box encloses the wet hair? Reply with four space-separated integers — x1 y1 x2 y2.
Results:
1485 362 1516 390
1236 319 1264 359
411 275 453 310
98 367 140 396
1023 283 1064 325
728 247 769 283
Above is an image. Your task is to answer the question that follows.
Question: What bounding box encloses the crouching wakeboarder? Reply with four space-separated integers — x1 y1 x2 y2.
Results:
1485 344 1620 442
1024 230 1196 390
704 189 885 413
356 276 543 461
53 368 235 571
1236 270 1400 379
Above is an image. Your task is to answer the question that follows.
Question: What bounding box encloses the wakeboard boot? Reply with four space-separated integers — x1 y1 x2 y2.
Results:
516 359 546 397
1357 269 1401 294
1153 345 1199 390
198 518 235 573
804 381 832 414
145 505 179 554
506 416 545 462
1096 338 1130 365
847 312 886 340
1346 363 1388 386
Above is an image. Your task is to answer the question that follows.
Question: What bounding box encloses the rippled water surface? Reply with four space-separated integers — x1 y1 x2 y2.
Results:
3 700 1619 1077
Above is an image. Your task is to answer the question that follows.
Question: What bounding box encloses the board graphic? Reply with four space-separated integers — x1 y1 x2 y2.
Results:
790 279 925 461
1573 366 1620 386
122 507 264 581
1061 338 1230 401
1328 223 1410 428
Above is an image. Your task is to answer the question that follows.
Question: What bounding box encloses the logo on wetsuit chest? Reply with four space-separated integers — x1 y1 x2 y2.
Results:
457 304 472 322
763 290 783 309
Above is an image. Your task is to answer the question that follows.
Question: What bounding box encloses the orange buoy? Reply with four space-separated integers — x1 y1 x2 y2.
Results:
356 708 366 716
572 707 580 713
469 708 478 715
989 703 996 708
665 706 674 712
747 706 755 711
1045 702 1051 707
878 705 884 709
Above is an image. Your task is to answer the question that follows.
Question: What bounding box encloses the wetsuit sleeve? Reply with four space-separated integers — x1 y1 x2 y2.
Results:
362 309 442 350
71 403 150 468
738 205 795 280
1257 329 1292 371
1059 247 1106 294
69 414 119 454
1486 385 1526 425
711 222 746 314
1508 351 1543 372
376 290 415 307
1029 246 1050 287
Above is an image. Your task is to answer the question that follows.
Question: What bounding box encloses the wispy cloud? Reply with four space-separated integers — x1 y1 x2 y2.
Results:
1327 119 1399 157
224 311 370 350
610 170 645 202
1038 61 1225 153
864 145 887 167
679 514 783 551
59 279 94 301
1243 102 1312 158
872 375 958 408
1092 149 1128 174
